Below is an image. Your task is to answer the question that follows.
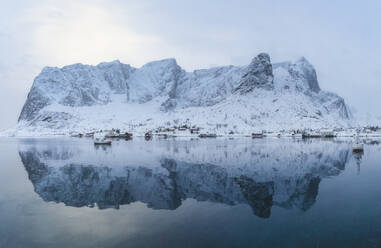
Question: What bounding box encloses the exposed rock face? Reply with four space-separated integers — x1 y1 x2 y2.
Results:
16 53 352 134
294 57 320 93
234 53 274 93
273 57 320 93
18 87 51 122
19 61 130 121
97 61 133 96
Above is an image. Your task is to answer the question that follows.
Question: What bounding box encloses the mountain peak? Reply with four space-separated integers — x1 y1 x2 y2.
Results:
97 60 123 68
293 57 320 93
141 58 178 69
234 53 274 94
16 52 351 134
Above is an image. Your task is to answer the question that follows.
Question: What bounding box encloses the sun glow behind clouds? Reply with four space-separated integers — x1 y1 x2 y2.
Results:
28 1 161 67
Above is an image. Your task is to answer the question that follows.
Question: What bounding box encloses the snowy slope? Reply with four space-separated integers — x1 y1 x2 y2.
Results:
11 53 352 136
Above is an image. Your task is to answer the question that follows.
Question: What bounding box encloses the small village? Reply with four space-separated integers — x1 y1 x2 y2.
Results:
67 125 381 154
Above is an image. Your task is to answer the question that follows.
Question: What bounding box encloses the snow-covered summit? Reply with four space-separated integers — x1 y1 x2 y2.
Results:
15 53 351 135
234 53 274 93
273 57 320 93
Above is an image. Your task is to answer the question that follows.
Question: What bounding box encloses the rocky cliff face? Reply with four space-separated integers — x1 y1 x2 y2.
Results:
16 53 351 134
234 53 274 93
19 61 133 121
273 57 320 93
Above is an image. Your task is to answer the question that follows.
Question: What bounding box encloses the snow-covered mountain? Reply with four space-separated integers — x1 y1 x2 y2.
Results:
15 53 351 135
19 138 351 218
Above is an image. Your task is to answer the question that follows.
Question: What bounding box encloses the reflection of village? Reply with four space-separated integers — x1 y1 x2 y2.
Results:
18 137 379 219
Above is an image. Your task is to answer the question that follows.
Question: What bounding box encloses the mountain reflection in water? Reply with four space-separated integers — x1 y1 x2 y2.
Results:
19 138 352 219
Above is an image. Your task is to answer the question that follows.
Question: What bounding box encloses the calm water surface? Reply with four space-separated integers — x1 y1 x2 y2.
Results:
0 137 381 248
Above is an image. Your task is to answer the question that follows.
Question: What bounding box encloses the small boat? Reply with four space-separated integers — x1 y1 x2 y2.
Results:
292 133 303 138
352 143 364 153
94 132 112 145
302 131 321 138
252 131 264 138
105 135 119 138
320 129 336 138
156 133 168 138
199 133 217 138
118 132 133 138
105 134 133 139
85 132 95 137
94 140 112 145
105 130 119 138
70 132 83 138
190 129 200 134
145 132 152 140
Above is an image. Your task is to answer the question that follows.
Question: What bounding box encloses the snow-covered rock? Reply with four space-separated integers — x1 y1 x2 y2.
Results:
234 53 274 93
13 53 352 135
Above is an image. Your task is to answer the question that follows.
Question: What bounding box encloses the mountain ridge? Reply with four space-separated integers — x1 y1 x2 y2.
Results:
15 53 352 135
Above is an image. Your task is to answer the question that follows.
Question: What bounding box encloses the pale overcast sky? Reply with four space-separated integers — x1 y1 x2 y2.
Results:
0 0 380 130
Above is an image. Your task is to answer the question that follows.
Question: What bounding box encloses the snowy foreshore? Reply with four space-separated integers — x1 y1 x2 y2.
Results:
2 124 381 140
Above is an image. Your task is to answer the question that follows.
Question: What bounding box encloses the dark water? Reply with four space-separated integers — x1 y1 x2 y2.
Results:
0 137 381 248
